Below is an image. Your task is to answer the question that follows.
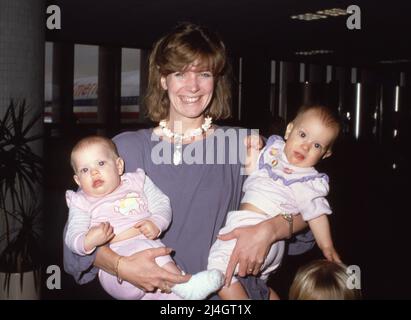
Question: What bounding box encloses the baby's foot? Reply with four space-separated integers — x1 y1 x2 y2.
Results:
172 269 224 300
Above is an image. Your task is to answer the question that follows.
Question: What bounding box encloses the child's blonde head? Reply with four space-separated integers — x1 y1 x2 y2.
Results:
70 135 119 172
293 105 341 141
289 259 361 300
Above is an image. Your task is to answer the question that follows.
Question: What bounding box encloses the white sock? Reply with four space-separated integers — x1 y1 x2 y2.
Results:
171 269 224 300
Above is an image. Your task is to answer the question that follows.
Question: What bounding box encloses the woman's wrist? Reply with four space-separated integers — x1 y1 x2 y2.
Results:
267 215 289 242
269 214 308 241
94 245 121 275
115 255 124 284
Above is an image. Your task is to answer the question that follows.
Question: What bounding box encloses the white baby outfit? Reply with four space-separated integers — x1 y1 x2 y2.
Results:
208 135 332 280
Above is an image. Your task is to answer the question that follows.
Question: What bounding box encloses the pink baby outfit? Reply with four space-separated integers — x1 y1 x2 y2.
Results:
66 169 179 300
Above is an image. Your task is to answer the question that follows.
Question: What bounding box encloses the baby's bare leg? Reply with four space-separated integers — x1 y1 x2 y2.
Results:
161 262 183 279
218 281 249 300
269 288 280 300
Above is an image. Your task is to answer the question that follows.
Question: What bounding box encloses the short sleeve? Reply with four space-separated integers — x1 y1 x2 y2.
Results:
66 190 89 212
126 168 146 186
65 190 75 207
290 177 332 221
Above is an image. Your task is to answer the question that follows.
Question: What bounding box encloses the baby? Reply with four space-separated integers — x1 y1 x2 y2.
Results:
208 105 341 299
65 135 223 299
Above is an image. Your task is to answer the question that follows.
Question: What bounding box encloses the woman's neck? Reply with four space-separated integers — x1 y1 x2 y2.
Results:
154 113 214 144
167 115 205 135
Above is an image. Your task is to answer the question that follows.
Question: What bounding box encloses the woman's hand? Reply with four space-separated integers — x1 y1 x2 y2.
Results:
218 214 308 286
96 246 190 292
119 247 190 291
218 220 275 286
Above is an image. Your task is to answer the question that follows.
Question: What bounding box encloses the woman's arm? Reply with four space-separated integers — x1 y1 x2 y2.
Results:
219 214 308 286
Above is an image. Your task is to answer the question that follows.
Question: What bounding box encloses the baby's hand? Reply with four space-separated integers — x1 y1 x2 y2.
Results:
322 246 342 263
84 222 115 252
134 220 160 240
243 134 264 175
244 134 264 151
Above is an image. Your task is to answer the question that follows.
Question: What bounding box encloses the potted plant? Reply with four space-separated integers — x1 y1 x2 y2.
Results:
0 99 43 299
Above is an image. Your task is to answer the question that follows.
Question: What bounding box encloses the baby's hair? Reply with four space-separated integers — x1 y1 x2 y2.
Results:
294 105 341 136
289 259 361 300
70 135 119 171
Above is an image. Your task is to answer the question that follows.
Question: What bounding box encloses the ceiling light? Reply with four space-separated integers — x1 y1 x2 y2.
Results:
379 59 411 64
319 8 348 16
290 8 347 21
295 50 333 56
290 12 327 21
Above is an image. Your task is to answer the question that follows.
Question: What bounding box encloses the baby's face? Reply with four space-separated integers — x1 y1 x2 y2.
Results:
72 143 124 197
284 111 337 168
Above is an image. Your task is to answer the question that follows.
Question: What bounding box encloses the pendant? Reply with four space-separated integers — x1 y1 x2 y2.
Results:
173 136 183 165
173 148 182 165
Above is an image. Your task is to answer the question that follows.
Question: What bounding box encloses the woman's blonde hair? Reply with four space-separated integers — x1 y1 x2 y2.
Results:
144 22 232 122
289 260 362 300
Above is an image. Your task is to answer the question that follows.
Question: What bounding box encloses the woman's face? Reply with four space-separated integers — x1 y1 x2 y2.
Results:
161 62 214 121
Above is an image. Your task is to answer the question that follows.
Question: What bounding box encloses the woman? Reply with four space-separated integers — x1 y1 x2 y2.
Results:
63 22 310 299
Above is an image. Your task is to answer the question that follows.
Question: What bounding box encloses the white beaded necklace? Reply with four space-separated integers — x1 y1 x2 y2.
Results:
159 116 213 165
